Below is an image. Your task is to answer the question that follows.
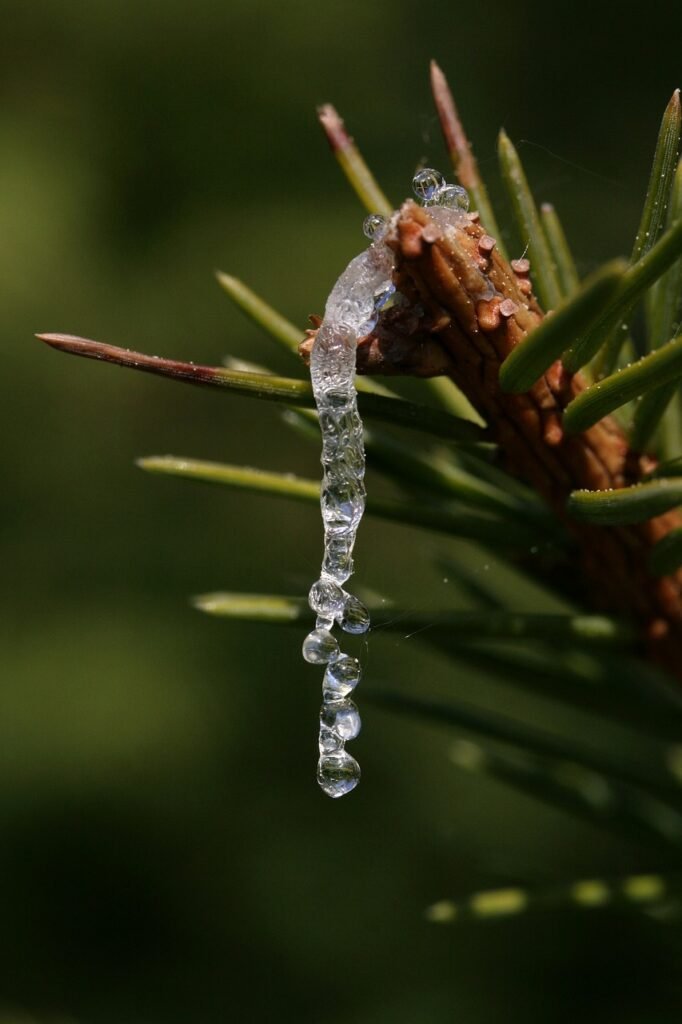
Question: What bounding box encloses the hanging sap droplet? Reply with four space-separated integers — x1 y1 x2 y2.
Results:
321 699 361 741
437 184 470 211
358 312 378 336
305 231 397 796
318 409 342 441
363 213 386 240
302 627 340 665
324 388 352 410
319 723 345 754
334 445 365 481
321 481 364 537
341 594 371 634
412 168 445 204
323 654 362 698
317 751 361 798
319 409 362 453
322 536 354 585
308 579 345 619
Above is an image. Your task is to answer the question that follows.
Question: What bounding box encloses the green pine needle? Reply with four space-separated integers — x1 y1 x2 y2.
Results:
191 589 629 645
630 380 679 452
499 260 626 393
444 642 682 741
634 159 682 450
369 690 679 807
361 424 555 531
444 736 682 848
426 871 679 924
647 456 682 479
568 478 682 525
649 528 682 576
631 90 681 266
430 60 506 253
647 158 682 351
563 219 682 374
591 92 682 375
37 333 485 445
317 103 393 217
137 456 541 548
563 333 682 434
497 129 563 310
215 272 303 352
540 203 580 298
215 272 395 398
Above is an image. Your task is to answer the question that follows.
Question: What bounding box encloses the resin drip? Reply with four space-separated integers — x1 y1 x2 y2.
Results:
303 171 470 797
303 214 395 797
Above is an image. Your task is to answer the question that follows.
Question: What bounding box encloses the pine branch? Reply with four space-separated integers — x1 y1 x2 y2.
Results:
339 201 682 678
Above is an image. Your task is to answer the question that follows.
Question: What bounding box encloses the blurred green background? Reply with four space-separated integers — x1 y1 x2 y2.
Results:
2 1 682 1020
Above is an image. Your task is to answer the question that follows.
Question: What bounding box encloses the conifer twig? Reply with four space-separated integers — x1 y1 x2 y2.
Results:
327 201 682 678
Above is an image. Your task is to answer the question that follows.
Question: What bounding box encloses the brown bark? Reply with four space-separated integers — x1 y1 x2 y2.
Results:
301 201 682 678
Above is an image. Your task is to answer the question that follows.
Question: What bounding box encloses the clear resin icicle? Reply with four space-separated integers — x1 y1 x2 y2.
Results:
304 170 470 797
303 212 395 798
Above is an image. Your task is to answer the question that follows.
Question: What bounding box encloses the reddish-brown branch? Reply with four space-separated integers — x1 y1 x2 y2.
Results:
302 202 682 679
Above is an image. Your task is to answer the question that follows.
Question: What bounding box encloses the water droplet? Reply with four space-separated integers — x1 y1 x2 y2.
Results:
321 699 362 741
341 594 371 634
323 654 362 697
363 213 386 240
412 168 445 204
309 579 345 619
317 751 361 798
437 184 470 211
302 628 339 665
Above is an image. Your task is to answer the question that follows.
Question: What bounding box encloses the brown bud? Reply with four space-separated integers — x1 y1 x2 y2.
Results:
499 299 519 318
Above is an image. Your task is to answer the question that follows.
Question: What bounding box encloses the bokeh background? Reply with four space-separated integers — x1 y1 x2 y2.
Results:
2 1 682 1021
